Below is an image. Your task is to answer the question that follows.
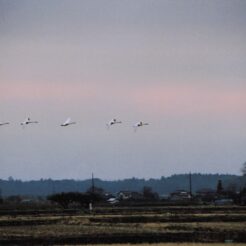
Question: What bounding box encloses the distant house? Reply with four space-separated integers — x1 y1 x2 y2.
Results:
107 197 119 204
169 190 191 201
214 198 234 205
117 191 132 200
20 199 33 204
196 188 217 203
196 188 216 195
117 191 143 201
159 194 169 200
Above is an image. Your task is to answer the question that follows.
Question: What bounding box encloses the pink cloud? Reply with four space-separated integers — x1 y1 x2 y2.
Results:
0 82 99 103
1 82 245 117
128 84 246 116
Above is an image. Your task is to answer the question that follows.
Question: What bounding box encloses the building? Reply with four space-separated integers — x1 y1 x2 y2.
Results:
169 190 191 201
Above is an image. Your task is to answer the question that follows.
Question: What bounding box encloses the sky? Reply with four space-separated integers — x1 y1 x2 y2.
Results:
0 0 246 180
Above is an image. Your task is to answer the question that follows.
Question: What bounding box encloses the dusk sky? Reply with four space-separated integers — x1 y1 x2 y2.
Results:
0 0 246 180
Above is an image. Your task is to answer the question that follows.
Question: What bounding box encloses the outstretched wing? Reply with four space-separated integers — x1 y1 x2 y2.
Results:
64 118 71 125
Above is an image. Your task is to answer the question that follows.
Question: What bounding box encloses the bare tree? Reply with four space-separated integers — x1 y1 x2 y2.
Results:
241 162 246 176
216 180 223 194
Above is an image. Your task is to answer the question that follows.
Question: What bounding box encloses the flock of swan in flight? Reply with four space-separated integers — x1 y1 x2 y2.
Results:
0 118 149 131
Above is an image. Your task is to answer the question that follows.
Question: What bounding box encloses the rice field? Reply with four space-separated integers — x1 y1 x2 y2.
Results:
0 206 245 244
71 244 245 246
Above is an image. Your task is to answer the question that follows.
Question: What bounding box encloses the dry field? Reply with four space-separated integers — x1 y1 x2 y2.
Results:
69 244 245 246
0 206 245 244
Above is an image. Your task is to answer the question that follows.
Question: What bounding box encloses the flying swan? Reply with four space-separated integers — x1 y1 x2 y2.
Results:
106 118 122 129
61 118 76 126
133 121 149 132
0 122 10 126
20 118 38 125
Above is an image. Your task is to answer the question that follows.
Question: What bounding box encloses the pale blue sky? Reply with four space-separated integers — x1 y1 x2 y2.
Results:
0 0 246 180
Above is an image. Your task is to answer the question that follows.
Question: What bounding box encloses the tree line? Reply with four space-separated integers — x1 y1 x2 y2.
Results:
0 173 244 197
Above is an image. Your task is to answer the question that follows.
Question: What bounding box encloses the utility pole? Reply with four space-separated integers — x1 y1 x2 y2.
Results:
52 181 56 194
189 172 192 198
89 173 95 213
91 173 95 194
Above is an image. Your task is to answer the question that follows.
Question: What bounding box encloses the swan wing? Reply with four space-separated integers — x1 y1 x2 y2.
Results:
64 118 71 125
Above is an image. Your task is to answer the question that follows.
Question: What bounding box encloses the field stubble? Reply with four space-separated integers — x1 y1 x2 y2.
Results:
0 206 245 244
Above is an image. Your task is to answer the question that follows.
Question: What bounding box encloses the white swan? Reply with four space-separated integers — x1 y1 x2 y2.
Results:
133 121 149 131
106 118 122 129
61 118 76 126
20 118 38 125
0 122 10 126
